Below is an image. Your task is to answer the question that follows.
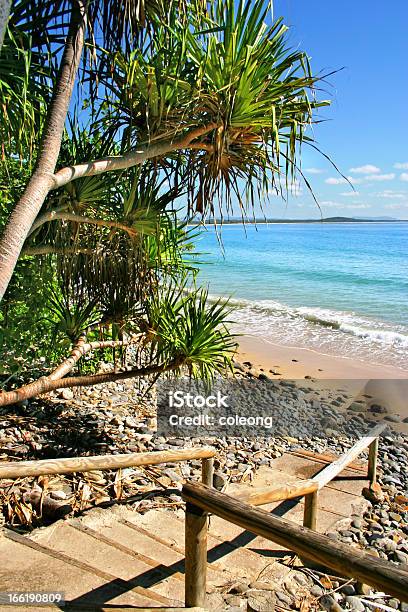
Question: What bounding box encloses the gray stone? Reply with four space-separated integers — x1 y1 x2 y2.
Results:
369 404 387 414
384 414 401 423
348 403 364 413
213 472 227 490
345 596 365 611
320 595 337 611
340 584 355 596
60 388 74 400
310 585 324 597
394 550 408 564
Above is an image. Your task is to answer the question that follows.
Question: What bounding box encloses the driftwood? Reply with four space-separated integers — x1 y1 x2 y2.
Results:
24 490 72 521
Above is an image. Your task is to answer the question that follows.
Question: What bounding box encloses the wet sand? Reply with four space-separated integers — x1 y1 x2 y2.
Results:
237 335 408 431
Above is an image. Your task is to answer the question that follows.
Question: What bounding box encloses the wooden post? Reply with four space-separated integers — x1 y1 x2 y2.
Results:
303 491 318 530
201 457 214 487
185 502 207 608
368 438 379 487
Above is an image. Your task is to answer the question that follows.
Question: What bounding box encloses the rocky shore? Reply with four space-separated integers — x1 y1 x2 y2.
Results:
0 363 407 610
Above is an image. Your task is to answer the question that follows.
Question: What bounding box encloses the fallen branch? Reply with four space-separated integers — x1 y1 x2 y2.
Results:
0 355 183 406
49 336 130 380
0 336 131 407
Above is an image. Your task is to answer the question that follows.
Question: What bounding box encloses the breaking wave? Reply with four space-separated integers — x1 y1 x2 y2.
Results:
209 294 408 369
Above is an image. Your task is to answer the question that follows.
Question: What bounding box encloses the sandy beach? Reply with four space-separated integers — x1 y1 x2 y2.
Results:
237 334 408 430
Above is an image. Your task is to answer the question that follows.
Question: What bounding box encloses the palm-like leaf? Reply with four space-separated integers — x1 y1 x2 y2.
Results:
183 0 330 215
145 278 236 383
100 0 330 218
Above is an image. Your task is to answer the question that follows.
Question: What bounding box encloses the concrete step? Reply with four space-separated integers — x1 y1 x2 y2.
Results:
125 507 268 580
30 520 184 605
0 529 167 608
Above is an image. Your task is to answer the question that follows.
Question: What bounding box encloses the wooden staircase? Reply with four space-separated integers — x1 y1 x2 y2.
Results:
2 425 407 610
0 452 374 611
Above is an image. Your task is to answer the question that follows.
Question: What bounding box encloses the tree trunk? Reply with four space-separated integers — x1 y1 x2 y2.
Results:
0 0 87 302
0 0 10 50
0 359 182 406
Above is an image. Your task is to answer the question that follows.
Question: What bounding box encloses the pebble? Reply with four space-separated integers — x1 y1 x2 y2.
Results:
340 584 355 596
310 585 324 597
344 596 365 611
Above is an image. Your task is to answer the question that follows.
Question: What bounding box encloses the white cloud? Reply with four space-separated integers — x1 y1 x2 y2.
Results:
349 164 380 174
368 173 395 182
344 203 371 210
384 202 408 210
374 190 407 199
340 191 359 197
325 176 362 185
400 173 408 182
305 167 325 174
325 177 346 185
321 201 370 210
394 162 408 170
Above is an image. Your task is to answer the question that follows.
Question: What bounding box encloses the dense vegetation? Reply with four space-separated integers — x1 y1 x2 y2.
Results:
0 0 330 403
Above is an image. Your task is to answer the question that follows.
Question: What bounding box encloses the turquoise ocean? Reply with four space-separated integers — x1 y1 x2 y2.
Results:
195 222 408 371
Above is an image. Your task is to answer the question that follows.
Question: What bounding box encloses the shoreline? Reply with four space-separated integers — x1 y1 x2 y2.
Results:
187 219 408 226
237 334 408 431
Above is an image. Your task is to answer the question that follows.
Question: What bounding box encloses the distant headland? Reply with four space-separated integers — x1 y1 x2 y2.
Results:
191 216 405 225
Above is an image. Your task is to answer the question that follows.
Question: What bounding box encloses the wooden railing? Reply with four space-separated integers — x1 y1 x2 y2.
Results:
2 423 401 609
182 481 408 607
236 423 385 530
0 448 216 483
181 423 408 607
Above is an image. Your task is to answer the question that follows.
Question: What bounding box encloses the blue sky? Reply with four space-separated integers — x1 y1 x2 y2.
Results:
260 0 408 219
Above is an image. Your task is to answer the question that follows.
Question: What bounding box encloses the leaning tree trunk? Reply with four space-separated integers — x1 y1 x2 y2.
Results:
0 0 11 50
0 0 86 302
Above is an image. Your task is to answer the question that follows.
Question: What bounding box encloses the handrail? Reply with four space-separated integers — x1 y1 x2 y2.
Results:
312 423 386 489
0 448 216 480
236 478 318 506
303 422 385 529
235 424 385 525
182 481 408 607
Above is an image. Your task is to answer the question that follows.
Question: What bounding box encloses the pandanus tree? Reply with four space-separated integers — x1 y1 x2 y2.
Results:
0 0 331 405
